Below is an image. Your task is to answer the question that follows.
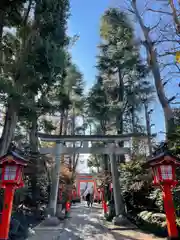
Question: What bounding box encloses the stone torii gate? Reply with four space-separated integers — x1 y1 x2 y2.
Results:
38 132 145 224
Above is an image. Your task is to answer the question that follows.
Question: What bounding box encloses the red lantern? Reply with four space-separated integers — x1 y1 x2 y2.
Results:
0 155 26 188
151 156 178 186
109 183 113 191
146 151 180 240
103 201 108 214
66 201 71 212
0 151 27 240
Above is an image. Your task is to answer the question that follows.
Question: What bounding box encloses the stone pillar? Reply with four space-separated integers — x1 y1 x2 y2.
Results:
110 150 129 225
49 142 62 217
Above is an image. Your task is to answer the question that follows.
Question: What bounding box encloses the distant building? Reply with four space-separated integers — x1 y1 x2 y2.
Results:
76 154 90 173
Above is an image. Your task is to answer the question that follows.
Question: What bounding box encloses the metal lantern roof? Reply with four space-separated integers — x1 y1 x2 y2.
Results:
145 151 180 168
0 151 28 166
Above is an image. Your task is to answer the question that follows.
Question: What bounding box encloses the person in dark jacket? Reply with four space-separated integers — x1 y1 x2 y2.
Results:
90 193 93 207
86 191 91 207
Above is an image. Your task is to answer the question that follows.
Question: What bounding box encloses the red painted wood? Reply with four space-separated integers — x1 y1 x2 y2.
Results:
163 184 179 238
0 185 15 239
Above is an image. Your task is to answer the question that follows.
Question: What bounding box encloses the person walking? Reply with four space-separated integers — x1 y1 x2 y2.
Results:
90 193 93 208
86 191 91 207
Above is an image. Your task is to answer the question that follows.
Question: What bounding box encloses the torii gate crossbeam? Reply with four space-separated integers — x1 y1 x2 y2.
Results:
38 133 146 142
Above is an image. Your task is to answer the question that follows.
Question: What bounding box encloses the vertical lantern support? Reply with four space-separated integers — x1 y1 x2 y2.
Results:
97 189 101 203
162 184 179 238
101 188 104 208
103 201 108 214
146 151 180 240
77 180 80 198
0 185 16 239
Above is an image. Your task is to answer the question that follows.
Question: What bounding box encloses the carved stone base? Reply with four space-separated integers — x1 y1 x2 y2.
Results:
41 216 61 226
112 215 131 226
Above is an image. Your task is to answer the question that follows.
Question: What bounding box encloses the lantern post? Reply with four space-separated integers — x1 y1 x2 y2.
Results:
101 187 104 208
72 186 76 200
146 150 180 240
101 187 108 215
58 185 63 202
97 188 101 203
0 151 27 240
110 182 113 193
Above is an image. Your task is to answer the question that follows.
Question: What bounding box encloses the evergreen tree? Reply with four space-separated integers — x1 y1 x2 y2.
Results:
0 0 70 155
86 7 154 218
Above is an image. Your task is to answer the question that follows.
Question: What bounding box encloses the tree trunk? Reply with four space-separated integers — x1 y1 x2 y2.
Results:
117 67 125 162
131 106 135 133
169 0 180 33
117 67 124 132
59 109 65 135
49 161 57 216
131 106 137 160
151 50 174 136
29 113 39 205
0 8 4 74
62 110 69 135
144 102 152 156
131 0 174 137
0 1 33 157
48 107 66 215
114 67 126 215
110 153 125 216
103 154 109 201
30 114 38 153
0 101 18 156
49 143 62 216
49 106 68 214
71 153 79 183
95 155 100 173
71 107 76 170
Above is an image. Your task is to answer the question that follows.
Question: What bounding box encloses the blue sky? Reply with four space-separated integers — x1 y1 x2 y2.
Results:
67 0 178 142
68 0 111 90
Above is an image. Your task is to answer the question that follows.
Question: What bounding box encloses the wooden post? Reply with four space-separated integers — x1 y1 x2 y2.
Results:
162 184 179 239
0 185 15 240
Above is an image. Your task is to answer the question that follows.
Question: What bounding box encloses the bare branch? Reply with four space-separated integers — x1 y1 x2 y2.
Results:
175 63 180 72
163 78 173 86
141 0 151 16
150 18 162 31
168 96 176 103
158 47 180 57
169 72 180 75
147 8 172 16
131 0 174 131
169 0 180 33
155 39 180 45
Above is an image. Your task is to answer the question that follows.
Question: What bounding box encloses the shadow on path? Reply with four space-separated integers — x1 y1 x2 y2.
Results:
108 227 138 231
57 204 146 240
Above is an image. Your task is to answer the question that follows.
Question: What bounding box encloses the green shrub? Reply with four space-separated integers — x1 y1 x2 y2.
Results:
137 211 167 237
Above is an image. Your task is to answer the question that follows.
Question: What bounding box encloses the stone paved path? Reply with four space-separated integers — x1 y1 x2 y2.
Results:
29 202 165 240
